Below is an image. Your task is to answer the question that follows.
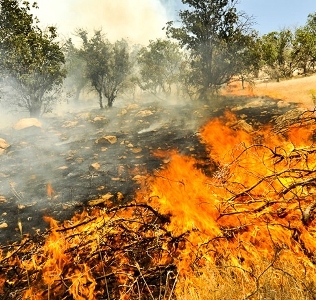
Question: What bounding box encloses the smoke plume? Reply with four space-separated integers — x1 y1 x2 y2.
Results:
34 0 169 44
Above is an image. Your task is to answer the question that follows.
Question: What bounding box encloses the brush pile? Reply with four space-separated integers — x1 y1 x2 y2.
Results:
0 203 181 299
2 107 316 299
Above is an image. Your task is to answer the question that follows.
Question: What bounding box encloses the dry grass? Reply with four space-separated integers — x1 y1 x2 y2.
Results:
175 76 316 300
175 257 316 300
223 75 316 109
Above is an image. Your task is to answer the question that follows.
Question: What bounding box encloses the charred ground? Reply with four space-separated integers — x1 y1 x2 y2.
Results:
0 95 297 243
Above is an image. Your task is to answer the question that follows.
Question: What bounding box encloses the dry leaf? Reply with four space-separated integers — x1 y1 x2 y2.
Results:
136 110 153 117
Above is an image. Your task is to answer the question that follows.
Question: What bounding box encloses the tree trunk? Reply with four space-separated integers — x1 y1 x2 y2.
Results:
98 90 103 109
29 98 41 117
108 97 114 107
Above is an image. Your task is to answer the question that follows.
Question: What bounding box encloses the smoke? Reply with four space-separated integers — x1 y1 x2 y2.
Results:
33 0 170 45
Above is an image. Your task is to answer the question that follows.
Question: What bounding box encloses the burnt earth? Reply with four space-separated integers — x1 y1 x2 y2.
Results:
0 96 297 243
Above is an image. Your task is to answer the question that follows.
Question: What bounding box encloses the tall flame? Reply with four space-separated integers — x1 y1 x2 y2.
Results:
1 110 316 298
147 111 316 282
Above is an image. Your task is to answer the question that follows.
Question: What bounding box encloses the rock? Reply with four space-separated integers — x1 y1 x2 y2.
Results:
0 138 10 155
95 135 117 145
0 223 8 229
90 162 101 171
13 118 42 130
0 138 10 150
136 110 153 117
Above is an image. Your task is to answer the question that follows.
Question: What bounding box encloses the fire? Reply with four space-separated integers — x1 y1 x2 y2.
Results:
147 111 316 291
1 110 316 298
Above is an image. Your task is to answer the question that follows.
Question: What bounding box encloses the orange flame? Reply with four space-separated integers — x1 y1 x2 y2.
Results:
145 112 316 276
2 111 316 298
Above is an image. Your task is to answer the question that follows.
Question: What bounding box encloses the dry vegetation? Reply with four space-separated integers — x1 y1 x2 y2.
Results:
2 77 316 299
174 77 316 300
223 74 316 109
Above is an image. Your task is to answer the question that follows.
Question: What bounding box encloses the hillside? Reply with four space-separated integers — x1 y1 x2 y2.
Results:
223 74 316 109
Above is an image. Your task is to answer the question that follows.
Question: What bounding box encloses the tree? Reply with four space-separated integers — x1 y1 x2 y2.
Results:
137 38 183 99
293 13 316 75
0 0 66 117
165 0 254 99
103 39 131 107
234 31 262 89
64 38 89 102
77 29 110 109
78 30 131 108
260 29 295 81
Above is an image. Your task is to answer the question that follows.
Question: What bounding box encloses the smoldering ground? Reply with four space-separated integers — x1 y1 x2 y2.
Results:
0 92 298 244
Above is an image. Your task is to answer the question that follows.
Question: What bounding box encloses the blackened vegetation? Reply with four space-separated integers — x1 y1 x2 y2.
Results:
0 96 297 244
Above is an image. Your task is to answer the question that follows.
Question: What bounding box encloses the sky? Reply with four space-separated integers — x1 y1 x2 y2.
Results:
236 0 316 34
32 0 316 45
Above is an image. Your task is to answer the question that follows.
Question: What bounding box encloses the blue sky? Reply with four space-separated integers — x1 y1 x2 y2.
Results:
172 0 316 34
236 0 316 34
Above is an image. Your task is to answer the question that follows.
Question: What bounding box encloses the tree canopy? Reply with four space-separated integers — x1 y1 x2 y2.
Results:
137 39 183 99
0 0 66 117
165 0 254 99
78 30 131 108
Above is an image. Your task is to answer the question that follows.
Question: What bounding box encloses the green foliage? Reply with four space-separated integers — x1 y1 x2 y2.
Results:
165 0 254 99
64 38 89 101
137 38 183 98
292 12 316 75
78 30 131 108
260 29 295 81
103 39 131 107
0 0 66 117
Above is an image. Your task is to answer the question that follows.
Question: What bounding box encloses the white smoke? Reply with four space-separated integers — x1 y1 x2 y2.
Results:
33 0 169 45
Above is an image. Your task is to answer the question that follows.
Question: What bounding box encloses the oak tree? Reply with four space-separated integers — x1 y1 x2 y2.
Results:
137 38 183 99
260 29 295 81
165 0 254 99
293 13 316 75
0 0 66 117
78 30 131 108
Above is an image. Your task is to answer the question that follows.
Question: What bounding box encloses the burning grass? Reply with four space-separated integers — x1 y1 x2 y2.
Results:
2 108 316 299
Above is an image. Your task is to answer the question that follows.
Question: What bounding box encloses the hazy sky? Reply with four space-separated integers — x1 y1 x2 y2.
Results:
33 0 169 44
32 0 316 44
